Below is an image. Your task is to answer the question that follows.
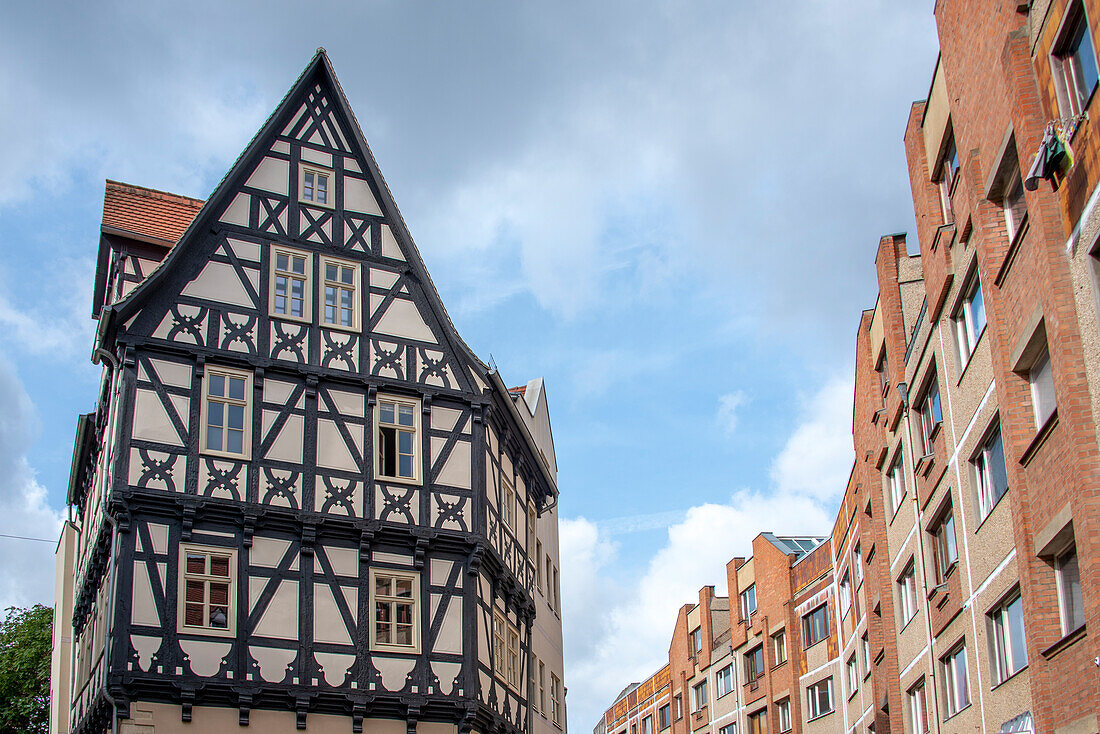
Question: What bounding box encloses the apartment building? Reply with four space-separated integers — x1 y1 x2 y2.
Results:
48 50 566 734
600 3 1100 732
598 666 671 734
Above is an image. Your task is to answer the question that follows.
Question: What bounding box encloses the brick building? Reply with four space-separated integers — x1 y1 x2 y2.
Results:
597 1 1100 732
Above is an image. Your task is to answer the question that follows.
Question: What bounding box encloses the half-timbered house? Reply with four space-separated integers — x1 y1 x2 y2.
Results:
49 49 566 734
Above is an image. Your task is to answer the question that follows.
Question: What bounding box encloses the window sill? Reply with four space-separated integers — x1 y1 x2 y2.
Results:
199 447 252 462
975 488 1010 533
955 328 986 387
914 453 934 478
270 312 312 326
1041 623 1086 660
1020 409 1059 467
299 198 336 211
319 321 362 335
771 660 788 671
807 710 835 722
376 474 423 487
943 703 972 722
990 663 1028 690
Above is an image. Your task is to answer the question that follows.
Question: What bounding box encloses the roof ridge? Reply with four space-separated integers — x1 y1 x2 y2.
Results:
105 179 205 207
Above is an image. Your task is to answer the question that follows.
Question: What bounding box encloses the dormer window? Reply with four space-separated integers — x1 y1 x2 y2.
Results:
300 166 332 207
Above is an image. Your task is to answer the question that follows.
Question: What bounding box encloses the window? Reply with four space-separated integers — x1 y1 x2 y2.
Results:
839 571 851 618
642 716 653 734
916 376 942 456
1029 347 1057 428
501 479 516 531
772 629 787 665
553 566 560 616
270 247 310 321
507 623 521 688
716 664 733 698
551 673 563 726
776 698 791 732
846 655 858 696
1056 542 1085 634
493 612 506 676
674 694 683 720
887 451 906 516
536 540 544 592
806 677 834 719
691 680 708 712
931 507 958 583
861 633 871 676
876 348 890 397
201 366 251 458
545 555 554 610
974 423 1009 519
802 604 829 647
937 131 960 224
1052 2 1099 117
747 709 767 734
954 274 987 364
719 724 736 734
371 569 419 652
740 584 757 621
179 545 235 636
907 679 928 734
989 591 1028 684
527 505 537 555
690 627 703 656
300 166 331 206
531 656 540 714
377 396 419 481
539 660 547 716
658 704 671 730
1003 167 1027 241
746 645 764 683
898 562 919 625
321 257 358 329
940 642 970 716
853 541 863 586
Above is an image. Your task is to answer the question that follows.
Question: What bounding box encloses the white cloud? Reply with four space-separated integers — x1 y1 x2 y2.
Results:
716 390 748 435
0 358 64 611
0 257 97 361
560 371 853 729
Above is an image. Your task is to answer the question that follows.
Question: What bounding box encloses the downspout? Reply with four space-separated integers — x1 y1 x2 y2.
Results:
898 383 942 732
92 347 121 734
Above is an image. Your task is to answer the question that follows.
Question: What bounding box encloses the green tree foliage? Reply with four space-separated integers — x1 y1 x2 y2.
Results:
0 605 52 734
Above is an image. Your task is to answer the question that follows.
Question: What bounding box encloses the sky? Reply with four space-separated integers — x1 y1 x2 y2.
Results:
0 1 939 729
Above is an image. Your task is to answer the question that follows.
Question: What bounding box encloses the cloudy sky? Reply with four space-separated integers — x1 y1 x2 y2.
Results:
0 1 938 728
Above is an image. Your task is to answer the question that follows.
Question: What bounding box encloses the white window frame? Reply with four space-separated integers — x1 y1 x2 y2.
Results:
1056 542 1085 635
1002 167 1028 242
319 256 360 332
839 571 851 619
772 629 787 665
940 642 970 717
932 506 958 583
178 543 236 637
299 164 334 208
907 679 928 734
527 504 537 556
805 677 834 720
536 539 544 592
269 245 312 323
1029 346 1057 429
691 680 708 712
501 477 516 531
953 273 987 366
375 395 421 483
898 561 919 626
887 451 906 517
718 724 736 734
988 590 1028 685
1051 1 1100 118
776 698 791 732
506 620 521 689
715 664 733 698
936 132 960 225
370 568 420 653
853 541 864 586
551 673 563 726
200 365 252 459
916 374 942 457
690 627 702 655
539 660 547 717
740 584 757 621
974 422 1009 520
861 633 871 678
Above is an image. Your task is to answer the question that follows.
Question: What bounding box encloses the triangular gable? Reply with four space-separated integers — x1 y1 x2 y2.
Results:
105 49 489 395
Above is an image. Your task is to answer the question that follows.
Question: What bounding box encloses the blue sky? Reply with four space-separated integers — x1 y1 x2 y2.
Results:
0 1 938 728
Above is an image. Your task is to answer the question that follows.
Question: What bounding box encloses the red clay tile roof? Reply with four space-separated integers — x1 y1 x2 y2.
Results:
508 385 526 396
102 180 204 245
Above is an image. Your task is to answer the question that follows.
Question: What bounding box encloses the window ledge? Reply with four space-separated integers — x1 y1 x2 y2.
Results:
990 663 1029 690
807 710 835 722
1041 623 1086 660
1020 410 1059 466
944 703 972 722
914 453 935 477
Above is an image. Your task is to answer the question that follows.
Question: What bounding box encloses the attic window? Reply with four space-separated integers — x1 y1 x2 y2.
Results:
301 166 331 206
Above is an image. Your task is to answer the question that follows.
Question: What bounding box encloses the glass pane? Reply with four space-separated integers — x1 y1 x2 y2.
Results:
275 275 288 297
186 554 206 574
291 297 303 318
341 306 352 327
376 620 390 644
375 576 391 597
292 256 305 275
228 377 245 401
209 606 228 628
210 556 230 577
395 623 412 645
341 288 353 309
185 603 204 627
206 426 223 452
276 253 289 271
209 582 229 605
327 264 337 282
304 172 314 199
395 577 413 598
227 404 244 430
398 404 415 426
186 580 205 602
376 600 391 622
341 267 354 284
399 454 413 478
208 401 224 428
274 294 286 313
380 402 395 425
226 428 244 455
1007 596 1027 669
398 430 413 455
208 374 225 398
291 279 303 298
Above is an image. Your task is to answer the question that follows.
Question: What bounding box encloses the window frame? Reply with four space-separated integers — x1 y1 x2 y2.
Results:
691 679 708 712
772 629 787 665
1029 346 1057 429
853 541 863 587
953 271 987 367
200 365 253 460
988 589 1028 685
319 255 360 332
887 450 907 517
375 394 421 484
940 641 970 717
898 561 919 626
269 245 312 323
907 678 929 734
805 677 834 720
539 660 547 717
551 672 563 726
839 570 852 619
973 421 1009 520
501 477 516 532
177 543 237 638
299 164 334 208
740 583 757 622
536 539 544 592
876 348 890 398
370 568 421 653
915 372 943 457
1051 1 1100 118
747 708 767 734
802 604 830 648
746 644 765 684
861 633 871 679
715 664 734 698
846 654 858 698
1002 167 1028 243
658 704 671 731
1056 541 1085 635
936 130 960 225
776 697 791 733
930 504 959 584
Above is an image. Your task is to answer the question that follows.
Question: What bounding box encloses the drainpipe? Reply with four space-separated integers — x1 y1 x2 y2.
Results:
898 382 941 733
